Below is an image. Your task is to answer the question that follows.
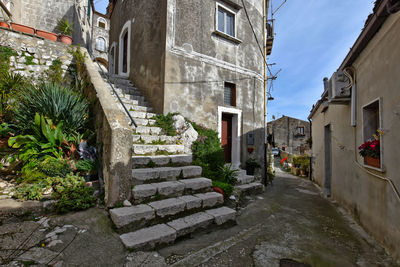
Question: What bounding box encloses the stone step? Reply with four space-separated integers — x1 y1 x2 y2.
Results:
127 105 153 112
130 111 156 119
132 178 212 203
110 192 224 230
109 77 133 87
132 166 202 185
234 182 265 198
132 144 185 156
236 175 255 185
119 207 236 250
131 118 157 127
134 126 162 135
133 135 178 145
132 154 193 168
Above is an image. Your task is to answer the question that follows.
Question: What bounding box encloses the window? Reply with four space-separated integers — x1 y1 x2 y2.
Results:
297 126 305 135
224 82 236 106
217 5 236 37
362 99 382 168
98 18 106 29
95 37 106 52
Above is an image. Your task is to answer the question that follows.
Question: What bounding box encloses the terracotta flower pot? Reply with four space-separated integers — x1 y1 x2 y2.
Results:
11 22 35 35
0 21 9 29
59 35 73 45
365 156 380 168
36 29 58 42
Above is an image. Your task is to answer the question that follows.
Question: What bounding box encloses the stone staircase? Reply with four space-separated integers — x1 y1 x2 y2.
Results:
101 75 238 250
235 169 265 199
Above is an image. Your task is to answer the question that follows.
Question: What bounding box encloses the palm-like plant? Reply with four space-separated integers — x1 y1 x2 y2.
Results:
217 164 239 185
12 83 89 135
56 19 74 36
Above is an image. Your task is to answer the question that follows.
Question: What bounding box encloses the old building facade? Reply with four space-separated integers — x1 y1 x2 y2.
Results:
308 0 400 260
92 11 109 69
267 115 310 155
108 0 266 169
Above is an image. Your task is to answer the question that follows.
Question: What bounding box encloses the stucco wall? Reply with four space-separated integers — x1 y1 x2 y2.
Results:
267 116 310 154
310 11 400 260
109 0 167 113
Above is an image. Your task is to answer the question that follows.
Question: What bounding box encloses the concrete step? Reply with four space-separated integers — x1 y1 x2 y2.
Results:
132 166 202 185
110 192 224 230
132 154 193 168
132 178 212 203
234 182 265 198
134 126 162 135
133 135 178 145
130 111 156 119
132 144 185 156
236 175 255 185
119 207 236 250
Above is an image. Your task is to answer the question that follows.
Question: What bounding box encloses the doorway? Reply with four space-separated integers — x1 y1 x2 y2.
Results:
222 113 233 163
324 124 332 197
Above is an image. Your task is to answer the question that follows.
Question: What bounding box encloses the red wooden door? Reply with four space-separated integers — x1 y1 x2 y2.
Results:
222 114 232 163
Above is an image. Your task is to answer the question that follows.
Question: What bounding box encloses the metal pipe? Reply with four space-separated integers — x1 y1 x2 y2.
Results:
263 0 270 186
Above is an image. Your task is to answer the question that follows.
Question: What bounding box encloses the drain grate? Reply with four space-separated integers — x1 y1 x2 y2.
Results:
280 259 311 267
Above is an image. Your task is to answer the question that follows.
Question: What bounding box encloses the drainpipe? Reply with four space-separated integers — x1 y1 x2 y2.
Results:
263 0 269 186
308 118 312 181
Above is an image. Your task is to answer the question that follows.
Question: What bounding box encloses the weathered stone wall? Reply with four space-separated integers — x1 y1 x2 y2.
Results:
310 11 400 260
109 0 167 113
92 12 109 66
0 27 73 80
267 116 311 154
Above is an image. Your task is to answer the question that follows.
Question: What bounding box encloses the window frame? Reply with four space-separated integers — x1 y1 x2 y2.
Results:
97 17 107 29
223 82 236 107
95 37 107 52
297 126 305 135
215 2 239 40
361 97 384 171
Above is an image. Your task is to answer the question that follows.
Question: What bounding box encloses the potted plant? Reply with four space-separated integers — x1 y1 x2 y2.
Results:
36 28 58 42
245 158 261 175
56 19 74 45
10 22 35 34
359 139 380 168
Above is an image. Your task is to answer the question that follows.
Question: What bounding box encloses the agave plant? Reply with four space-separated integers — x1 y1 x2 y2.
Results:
12 83 88 135
217 164 239 185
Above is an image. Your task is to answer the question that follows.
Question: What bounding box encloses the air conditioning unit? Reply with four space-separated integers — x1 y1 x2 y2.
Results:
328 71 351 103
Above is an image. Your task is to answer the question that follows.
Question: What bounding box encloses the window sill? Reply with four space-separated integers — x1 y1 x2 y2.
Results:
363 163 386 173
213 30 242 44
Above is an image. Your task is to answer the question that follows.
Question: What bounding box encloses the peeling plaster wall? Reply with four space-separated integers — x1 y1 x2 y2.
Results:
310 11 400 260
109 0 167 113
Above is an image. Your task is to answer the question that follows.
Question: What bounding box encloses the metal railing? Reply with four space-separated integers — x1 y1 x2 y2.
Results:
93 60 137 128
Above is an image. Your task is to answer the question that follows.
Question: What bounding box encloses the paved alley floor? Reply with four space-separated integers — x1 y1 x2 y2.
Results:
159 169 399 267
1 169 398 266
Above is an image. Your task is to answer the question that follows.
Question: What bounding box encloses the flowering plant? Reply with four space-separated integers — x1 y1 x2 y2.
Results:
358 139 380 158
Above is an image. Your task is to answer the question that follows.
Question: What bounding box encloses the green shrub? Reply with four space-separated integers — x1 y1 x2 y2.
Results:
14 183 45 201
0 123 15 137
191 122 225 179
0 46 17 73
12 83 89 134
56 19 74 36
216 164 238 185
245 158 261 169
46 59 63 85
75 159 97 173
37 157 71 177
51 174 95 213
0 71 26 114
212 180 234 197
153 113 179 136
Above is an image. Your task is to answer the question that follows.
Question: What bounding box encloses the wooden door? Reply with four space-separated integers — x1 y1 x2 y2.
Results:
222 114 233 163
122 32 128 73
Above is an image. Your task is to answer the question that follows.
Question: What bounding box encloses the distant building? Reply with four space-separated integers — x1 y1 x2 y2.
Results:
267 115 310 155
92 11 110 70
308 0 400 260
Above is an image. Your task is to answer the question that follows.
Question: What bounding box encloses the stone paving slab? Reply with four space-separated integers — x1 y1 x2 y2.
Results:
148 198 186 218
167 212 214 237
178 195 202 210
110 205 155 228
194 192 224 208
120 224 177 250
179 178 212 191
132 184 157 200
155 181 185 197
181 166 202 178
205 207 236 225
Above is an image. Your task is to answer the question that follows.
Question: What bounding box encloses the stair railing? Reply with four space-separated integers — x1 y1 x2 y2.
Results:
94 60 138 128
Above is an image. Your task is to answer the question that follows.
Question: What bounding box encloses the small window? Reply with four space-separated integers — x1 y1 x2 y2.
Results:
224 82 236 106
217 5 236 37
362 99 382 168
297 126 305 135
96 37 106 52
98 18 106 29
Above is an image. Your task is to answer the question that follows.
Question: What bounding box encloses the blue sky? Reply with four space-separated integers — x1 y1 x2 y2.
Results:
266 0 374 121
94 1 375 121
